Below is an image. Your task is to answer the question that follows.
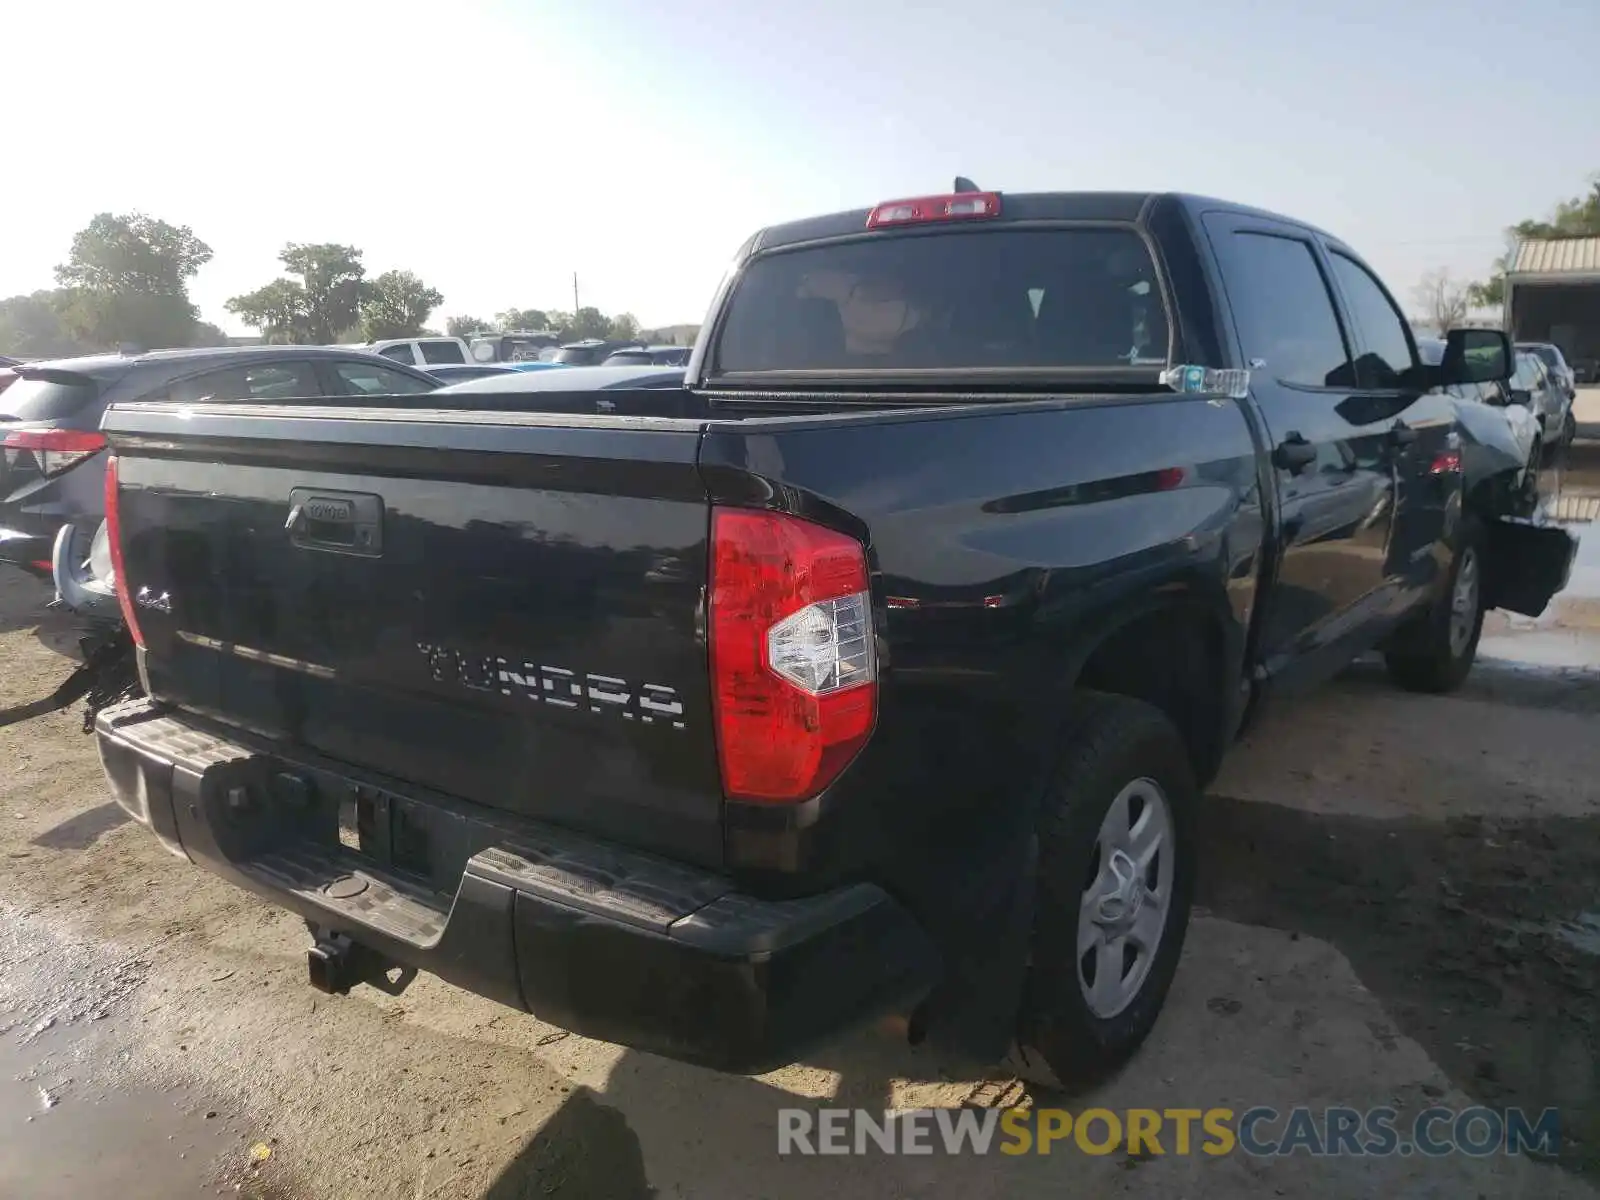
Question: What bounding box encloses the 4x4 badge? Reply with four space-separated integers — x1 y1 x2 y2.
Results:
135 586 172 613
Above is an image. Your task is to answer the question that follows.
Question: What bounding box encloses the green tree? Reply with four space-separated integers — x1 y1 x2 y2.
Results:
447 315 493 339
359 270 443 340
189 320 230 347
225 278 312 344
1471 176 1600 308
0 290 85 358
493 307 552 332
567 307 612 340
281 243 365 343
53 212 212 350
607 312 641 341
228 244 365 344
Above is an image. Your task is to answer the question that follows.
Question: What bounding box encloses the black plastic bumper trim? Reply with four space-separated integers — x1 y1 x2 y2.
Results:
94 699 940 1073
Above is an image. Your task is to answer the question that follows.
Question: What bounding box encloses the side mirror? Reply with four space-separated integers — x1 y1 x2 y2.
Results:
1441 328 1511 386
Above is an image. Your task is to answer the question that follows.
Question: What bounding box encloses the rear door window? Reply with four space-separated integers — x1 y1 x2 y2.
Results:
0 372 101 421
378 343 417 364
328 360 436 397
420 340 466 365
714 228 1170 373
1215 233 1353 388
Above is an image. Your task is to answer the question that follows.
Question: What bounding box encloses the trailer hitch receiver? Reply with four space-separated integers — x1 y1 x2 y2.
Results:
306 930 416 996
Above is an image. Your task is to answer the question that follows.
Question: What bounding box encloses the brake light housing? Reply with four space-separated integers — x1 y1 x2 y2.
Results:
867 191 1001 229
709 508 877 803
3 428 106 477
103 455 144 648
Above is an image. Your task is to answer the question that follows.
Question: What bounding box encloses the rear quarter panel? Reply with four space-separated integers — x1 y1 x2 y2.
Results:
698 393 1263 892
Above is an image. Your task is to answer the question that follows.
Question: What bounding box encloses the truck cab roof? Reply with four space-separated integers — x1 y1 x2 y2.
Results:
750 191 1340 252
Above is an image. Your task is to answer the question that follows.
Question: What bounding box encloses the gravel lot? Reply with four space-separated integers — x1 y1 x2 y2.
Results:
2 450 1599 1199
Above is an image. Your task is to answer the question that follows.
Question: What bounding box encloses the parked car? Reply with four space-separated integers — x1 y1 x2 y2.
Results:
468 332 563 364
51 363 672 625
347 336 475 369
0 346 437 576
549 338 644 366
433 364 685 398
1509 349 1575 450
92 188 1573 1085
1516 341 1577 401
1417 336 1541 513
419 363 522 384
601 345 692 367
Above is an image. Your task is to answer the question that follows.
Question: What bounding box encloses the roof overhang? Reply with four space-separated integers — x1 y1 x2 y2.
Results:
1506 272 1600 286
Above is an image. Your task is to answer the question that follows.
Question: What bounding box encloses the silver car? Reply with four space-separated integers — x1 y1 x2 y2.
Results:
1508 350 1575 450
1516 341 1577 402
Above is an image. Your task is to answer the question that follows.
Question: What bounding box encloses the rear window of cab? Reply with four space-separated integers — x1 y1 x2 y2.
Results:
714 227 1170 374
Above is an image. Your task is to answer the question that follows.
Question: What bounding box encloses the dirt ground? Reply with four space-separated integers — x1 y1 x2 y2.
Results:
3 451 1600 1199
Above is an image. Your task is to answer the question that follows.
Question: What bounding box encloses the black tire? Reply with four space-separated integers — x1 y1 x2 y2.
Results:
1011 691 1197 1086
1383 517 1484 694
1563 410 1578 448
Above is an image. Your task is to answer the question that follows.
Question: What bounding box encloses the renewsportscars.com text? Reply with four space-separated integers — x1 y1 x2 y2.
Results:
777 1106 1560 1158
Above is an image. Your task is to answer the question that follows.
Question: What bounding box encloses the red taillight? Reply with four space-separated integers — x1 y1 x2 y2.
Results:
103 455 144 648
2 428 106 477
1429 450 1463 476
709 508 877 804
866 191 1002 229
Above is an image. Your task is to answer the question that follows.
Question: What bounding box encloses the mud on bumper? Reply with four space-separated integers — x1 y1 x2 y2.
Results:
95 699 939 1074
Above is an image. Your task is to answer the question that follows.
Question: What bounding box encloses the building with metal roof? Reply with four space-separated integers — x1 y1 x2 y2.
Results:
1510 236 1600 281
1506 236 1600 382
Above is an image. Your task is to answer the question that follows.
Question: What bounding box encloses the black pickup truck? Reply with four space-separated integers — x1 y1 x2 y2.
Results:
93 189 1574 1082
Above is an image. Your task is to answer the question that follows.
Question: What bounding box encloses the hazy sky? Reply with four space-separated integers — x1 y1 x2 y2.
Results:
3 0 1596 333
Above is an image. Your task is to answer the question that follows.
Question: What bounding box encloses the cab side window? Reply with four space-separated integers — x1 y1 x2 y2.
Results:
1328 253 1415 389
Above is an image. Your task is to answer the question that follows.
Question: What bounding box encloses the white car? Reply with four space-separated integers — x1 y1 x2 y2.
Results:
338 336 474 369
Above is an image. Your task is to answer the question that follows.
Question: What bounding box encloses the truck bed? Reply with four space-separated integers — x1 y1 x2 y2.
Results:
104 388 1261 886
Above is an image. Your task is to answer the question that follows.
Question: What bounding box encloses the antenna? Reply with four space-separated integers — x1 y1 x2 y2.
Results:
953 176 980 194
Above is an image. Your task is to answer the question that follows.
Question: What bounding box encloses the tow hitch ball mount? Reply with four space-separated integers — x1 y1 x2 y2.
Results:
306 928 416 997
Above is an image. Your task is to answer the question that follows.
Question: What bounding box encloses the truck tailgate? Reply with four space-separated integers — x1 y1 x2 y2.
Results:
105 404 724 868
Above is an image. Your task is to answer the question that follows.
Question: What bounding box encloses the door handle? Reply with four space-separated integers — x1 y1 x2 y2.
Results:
1273 433 1318 473
1389 421 1418 448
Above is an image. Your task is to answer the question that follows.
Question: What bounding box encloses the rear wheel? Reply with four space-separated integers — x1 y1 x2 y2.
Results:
1010 692 1196 1085
1563 410 1578 448
1384 519 1484 694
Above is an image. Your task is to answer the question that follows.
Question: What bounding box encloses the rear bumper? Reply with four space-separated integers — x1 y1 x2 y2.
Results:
95 699 939 1073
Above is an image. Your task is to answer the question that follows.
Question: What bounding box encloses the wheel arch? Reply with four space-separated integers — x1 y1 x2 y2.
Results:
1050 578 1246 788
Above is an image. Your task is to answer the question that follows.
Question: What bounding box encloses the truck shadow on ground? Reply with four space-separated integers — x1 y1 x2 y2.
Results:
1196 795 1599 1178
30 800 128 849
479 1020 1018 1198
477 795 1600 1195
